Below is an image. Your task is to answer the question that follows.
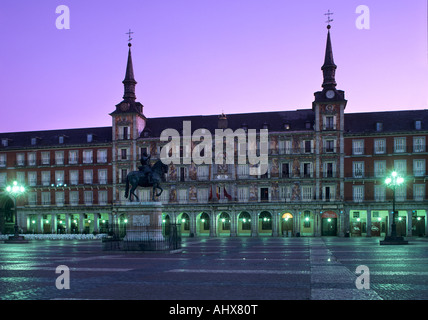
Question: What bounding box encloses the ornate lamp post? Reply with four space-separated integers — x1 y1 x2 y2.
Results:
380 171 408 245
4 181 29 243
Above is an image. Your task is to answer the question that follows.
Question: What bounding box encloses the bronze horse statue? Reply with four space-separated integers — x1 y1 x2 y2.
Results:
124 160 168 202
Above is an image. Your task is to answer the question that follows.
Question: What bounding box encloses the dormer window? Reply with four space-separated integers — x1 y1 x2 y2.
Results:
31 138 37 145
59 136 64 144
284 123 290 130
1 139 7 147
87 134 93 143
376 122 383 132
415 120 422 130
305 121 312 129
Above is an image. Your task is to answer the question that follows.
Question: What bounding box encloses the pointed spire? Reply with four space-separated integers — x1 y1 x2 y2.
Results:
123 43 137 101
321 25 337 89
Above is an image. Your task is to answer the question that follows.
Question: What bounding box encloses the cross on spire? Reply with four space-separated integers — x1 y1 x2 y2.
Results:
325 10 334 27
126 29 134 45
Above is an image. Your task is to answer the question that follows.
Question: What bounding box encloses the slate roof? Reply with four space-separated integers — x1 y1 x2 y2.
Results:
0 126 112 150
1 109 427 150
345 110 428 134
141 109 316 137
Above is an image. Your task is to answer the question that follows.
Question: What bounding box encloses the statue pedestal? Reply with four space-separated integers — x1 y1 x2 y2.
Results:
123 202 164 242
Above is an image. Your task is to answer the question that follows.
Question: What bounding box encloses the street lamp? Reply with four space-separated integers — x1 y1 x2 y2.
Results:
380 171 408 245
4 181 29 243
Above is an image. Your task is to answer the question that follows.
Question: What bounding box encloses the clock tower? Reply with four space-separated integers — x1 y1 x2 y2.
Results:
312 23 347 231
110 41 147 201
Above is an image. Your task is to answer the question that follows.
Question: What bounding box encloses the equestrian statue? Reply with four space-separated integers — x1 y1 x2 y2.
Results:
124 152 169 202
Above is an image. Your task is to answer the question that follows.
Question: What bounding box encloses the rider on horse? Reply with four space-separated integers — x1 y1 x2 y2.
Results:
138 151 153 184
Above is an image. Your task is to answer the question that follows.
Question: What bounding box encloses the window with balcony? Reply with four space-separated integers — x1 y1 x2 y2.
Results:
28 192 37 206
394 159 407 176
121 169 128 183
41 152 50 165
374 160 386 178
41 171 50 186
281 163 290 178
374 185 386 202
55 192 65 206
70 170 79 185
353 185 364 202
413 137 425 153
238 187 249 202
98 169 108 184
83 150 93 163
98 190 108 205
374 139 386 154
69 150 78 164
323 162 335 178
28 172 37 186
302 186 313 202
352 140 364 155
395 185 406 201
323 186 334 201
303 140 313 153
55 151 64 165
394 137 406 153
97 149 108 163
55 171 65 186
324 116 336 130
84 191 93 205
70 191 79 206
42 192 51 205
120 149 128 160
83 170 93 184
260 187 269 201
27 152 36 166
353 161 364 178
302 162 313 178
0 172 6 187
16 153 25 166
414 184 425 201
324 139 335 153
413 159 425 177
0 154 6 167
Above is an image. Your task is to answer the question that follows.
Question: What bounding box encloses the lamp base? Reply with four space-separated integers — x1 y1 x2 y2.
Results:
380 236 408 245
4 235 29 244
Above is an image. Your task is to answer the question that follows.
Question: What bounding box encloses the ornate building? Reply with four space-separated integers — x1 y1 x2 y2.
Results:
0 26 427 238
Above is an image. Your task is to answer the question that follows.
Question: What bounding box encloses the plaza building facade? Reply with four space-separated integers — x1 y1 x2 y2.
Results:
0 27 427 238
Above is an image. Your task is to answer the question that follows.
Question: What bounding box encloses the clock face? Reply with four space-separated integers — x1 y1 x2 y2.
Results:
120 102 129 111
326 90 335 99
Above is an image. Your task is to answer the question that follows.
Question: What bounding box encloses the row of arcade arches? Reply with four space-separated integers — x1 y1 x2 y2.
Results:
161 210 339 237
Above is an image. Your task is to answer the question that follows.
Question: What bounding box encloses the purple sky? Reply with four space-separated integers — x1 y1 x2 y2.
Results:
0 0 427 133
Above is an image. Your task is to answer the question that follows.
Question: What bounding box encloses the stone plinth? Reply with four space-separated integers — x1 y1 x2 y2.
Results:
123 202 164 242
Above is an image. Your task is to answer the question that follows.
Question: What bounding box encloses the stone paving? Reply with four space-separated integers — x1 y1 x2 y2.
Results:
0 236 428 301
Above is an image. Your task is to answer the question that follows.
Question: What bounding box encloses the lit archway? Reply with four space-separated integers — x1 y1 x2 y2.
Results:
238 212 251 236
259 211 272 236
281 212 293 236
217 212 231 236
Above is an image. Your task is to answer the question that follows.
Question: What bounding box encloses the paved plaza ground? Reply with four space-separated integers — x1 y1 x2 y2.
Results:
0 236 428 303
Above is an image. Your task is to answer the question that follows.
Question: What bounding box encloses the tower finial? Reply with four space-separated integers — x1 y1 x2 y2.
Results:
321 11 337 89
325 9 334 29
123 30 137 101
126 29 134 47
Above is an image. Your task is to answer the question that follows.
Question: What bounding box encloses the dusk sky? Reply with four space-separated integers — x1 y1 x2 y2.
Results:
0 0 427 133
